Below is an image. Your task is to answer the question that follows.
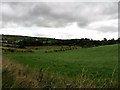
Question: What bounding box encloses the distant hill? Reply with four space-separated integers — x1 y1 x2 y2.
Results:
1 34 119 48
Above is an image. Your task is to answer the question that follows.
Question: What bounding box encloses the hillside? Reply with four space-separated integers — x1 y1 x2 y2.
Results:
3 44 118 78
1 34 119 48
2 39 118 88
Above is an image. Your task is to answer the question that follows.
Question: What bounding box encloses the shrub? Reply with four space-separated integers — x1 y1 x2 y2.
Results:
45 51 48 53
7 49 15 52
17 44 26 49
26 49 33 53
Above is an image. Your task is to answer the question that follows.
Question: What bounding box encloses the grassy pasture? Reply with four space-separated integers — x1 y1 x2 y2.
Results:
3 44 118 79
3 58 117 88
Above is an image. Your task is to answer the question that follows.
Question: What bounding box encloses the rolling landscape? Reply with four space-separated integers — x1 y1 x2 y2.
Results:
2 34 119 88
1 1 119 89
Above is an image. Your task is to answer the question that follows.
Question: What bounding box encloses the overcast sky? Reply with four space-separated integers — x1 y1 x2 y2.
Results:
0 2 118 40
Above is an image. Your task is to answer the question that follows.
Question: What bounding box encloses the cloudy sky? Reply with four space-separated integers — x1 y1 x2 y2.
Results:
0 2 118 40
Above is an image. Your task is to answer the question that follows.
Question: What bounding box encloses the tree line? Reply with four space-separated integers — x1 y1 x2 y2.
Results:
2 35 120 48
16 38 120 48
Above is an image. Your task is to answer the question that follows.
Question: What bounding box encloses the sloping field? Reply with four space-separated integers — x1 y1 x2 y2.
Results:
3 44 118 79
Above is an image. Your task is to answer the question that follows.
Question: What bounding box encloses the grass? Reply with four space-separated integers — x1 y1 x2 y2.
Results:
2 44 118 88
2 59 118 88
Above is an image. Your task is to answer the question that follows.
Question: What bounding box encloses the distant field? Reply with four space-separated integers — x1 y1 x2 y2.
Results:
3 44 118 80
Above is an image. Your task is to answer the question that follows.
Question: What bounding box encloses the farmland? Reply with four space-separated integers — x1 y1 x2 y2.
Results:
2 43 118 88
1 35 119 88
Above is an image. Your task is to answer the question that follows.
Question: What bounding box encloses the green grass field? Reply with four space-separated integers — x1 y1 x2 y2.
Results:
3 44 118 79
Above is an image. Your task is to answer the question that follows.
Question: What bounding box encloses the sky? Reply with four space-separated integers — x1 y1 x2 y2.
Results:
0 2 118 40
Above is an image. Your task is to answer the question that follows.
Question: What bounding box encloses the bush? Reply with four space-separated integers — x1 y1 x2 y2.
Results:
26 49 33 53
17 44 26 49
45 51 48 53
7 49 15 52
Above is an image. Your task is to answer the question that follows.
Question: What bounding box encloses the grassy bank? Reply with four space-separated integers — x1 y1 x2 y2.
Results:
2 59 118 88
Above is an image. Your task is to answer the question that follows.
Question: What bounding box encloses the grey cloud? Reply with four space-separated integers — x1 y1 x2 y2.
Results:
33 33 48 37
1 2 118 30
97 26 118 33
